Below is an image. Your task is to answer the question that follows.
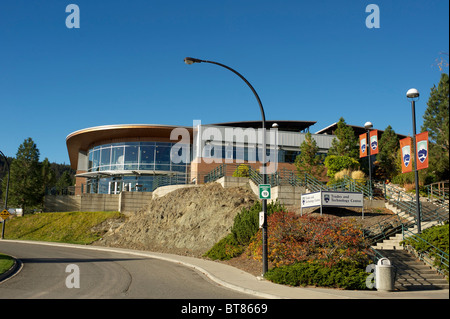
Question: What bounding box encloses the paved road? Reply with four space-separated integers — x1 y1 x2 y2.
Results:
0 241 255 299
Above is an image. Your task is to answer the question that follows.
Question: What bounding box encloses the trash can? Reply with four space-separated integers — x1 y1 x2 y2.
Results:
375 257 394 292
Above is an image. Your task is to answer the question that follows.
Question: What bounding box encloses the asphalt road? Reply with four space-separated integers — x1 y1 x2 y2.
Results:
0 241 256 299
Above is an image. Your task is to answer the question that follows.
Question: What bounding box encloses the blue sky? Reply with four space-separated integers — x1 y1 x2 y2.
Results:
0 0 448 165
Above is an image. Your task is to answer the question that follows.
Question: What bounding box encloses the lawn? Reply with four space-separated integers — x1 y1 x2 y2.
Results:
2 211 122 244
0 253 15 276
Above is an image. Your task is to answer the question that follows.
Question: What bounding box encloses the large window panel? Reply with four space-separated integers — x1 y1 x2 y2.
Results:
155 145 171 171
100 147 111 170
111 146 124 170
139 145 155 170
124 145 139 170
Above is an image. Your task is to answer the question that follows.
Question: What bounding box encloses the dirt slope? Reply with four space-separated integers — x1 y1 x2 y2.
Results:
93 183 258 257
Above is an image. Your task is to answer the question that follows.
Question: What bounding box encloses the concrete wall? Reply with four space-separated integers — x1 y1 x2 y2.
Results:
44 195 81 212
45 192 153 213
80 194 120 212
119 192 153 213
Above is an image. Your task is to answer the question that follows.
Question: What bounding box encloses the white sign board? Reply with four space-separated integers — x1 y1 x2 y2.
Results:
321 191 363 208
301 190 364 218
301 191 322 208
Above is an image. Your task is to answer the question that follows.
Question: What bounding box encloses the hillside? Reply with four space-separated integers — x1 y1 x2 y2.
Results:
93 183 258 257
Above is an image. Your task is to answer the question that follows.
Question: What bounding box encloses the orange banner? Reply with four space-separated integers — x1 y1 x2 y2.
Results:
359 133 367 158
400 137 412 173
416 131 429 170
369 130 379 155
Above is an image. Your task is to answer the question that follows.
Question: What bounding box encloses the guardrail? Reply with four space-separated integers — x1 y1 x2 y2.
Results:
402 225 449 278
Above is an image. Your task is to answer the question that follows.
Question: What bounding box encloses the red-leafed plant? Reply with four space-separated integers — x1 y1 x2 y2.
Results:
247 211 371 268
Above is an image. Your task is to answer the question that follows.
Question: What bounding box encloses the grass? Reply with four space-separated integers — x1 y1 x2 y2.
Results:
0 253 15 276
2 211 122 244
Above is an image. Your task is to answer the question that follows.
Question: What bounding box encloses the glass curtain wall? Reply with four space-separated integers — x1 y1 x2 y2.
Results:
86 142 189 194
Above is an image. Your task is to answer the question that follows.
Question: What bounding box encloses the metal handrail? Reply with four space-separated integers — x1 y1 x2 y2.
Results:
402 225 449 277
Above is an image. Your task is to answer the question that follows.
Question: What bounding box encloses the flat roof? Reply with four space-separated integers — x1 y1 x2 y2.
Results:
210 120 316 132
315 122 408 139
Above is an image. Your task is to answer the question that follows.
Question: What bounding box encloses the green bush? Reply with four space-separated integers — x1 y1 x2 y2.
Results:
232 164 250 177
203 233 244 260
324 155 359 179
402 223 449 273
264 260 370 290
204 201 286 260
231 201 286 246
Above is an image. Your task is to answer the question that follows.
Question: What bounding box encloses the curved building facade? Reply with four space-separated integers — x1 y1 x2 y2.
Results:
66 124 192 194
66 121 335 195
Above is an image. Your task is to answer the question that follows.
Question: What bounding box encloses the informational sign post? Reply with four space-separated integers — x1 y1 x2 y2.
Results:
301 190 365 218
258 184 271 200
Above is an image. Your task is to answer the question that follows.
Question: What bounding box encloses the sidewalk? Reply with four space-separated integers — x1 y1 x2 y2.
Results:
3 240 449 299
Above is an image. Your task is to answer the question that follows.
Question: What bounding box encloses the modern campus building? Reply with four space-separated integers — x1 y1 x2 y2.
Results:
66 121 406 195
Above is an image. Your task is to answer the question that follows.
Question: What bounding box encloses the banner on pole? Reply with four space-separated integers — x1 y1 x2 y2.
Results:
416 131 429 170
359 133 367 158
370 130 379 155
400 137 412 173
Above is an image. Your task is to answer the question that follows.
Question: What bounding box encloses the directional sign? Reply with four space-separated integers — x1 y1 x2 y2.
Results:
258 184 271 200
0 209 10 220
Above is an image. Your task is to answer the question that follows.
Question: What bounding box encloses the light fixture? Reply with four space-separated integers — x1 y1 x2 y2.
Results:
184 57 203 65
364 121 373 130
406 88 420 99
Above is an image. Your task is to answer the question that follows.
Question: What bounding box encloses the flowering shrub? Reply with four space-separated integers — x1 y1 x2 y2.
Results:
247 211 371 268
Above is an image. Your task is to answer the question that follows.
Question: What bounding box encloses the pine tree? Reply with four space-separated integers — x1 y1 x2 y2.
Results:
376 125 400 180
4 138 43 212
421 73 449 181
328 117 359 159
295 132 324 178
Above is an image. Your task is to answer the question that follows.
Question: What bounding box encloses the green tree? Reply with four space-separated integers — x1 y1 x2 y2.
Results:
295 132 324 178
421 73 449 182
328 117 359 159
41 158 56 196
376 125 400 180
3 138 43 213
55 170 74 194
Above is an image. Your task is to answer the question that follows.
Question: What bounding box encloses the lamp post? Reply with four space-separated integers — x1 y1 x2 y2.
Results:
364 121 373 199
184 57 269 275
406 88 421 234
0 150 10 239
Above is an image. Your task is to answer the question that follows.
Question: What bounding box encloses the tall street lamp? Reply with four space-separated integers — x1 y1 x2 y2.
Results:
364 121 373 199
184 57 269 275
406 88 421 234
0 150 11 239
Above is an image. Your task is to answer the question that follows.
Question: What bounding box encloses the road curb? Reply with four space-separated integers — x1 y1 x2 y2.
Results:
0 240 280 299
0 255 22 283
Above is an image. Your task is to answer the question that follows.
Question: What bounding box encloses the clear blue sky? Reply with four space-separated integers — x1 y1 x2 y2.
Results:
0 0 448 165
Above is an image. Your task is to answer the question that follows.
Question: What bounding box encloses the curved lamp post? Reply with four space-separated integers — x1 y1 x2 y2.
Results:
184 57 269 275
406 88 421 233
0 150 10 239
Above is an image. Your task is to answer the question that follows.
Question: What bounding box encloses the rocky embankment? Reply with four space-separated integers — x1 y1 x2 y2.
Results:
93 183 258 257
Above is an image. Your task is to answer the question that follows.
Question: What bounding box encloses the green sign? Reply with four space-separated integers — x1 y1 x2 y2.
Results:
258 184 271 199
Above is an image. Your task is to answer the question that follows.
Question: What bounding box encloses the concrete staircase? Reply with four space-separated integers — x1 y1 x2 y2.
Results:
379 249 449 290
372 223 448 291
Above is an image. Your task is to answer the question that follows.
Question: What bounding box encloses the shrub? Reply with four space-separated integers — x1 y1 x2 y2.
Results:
247 212 371 268
203 233 244 260
402 223 449 273
204 200 286 260
324 155 360 179
232 164 250 177
264 260 370 290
